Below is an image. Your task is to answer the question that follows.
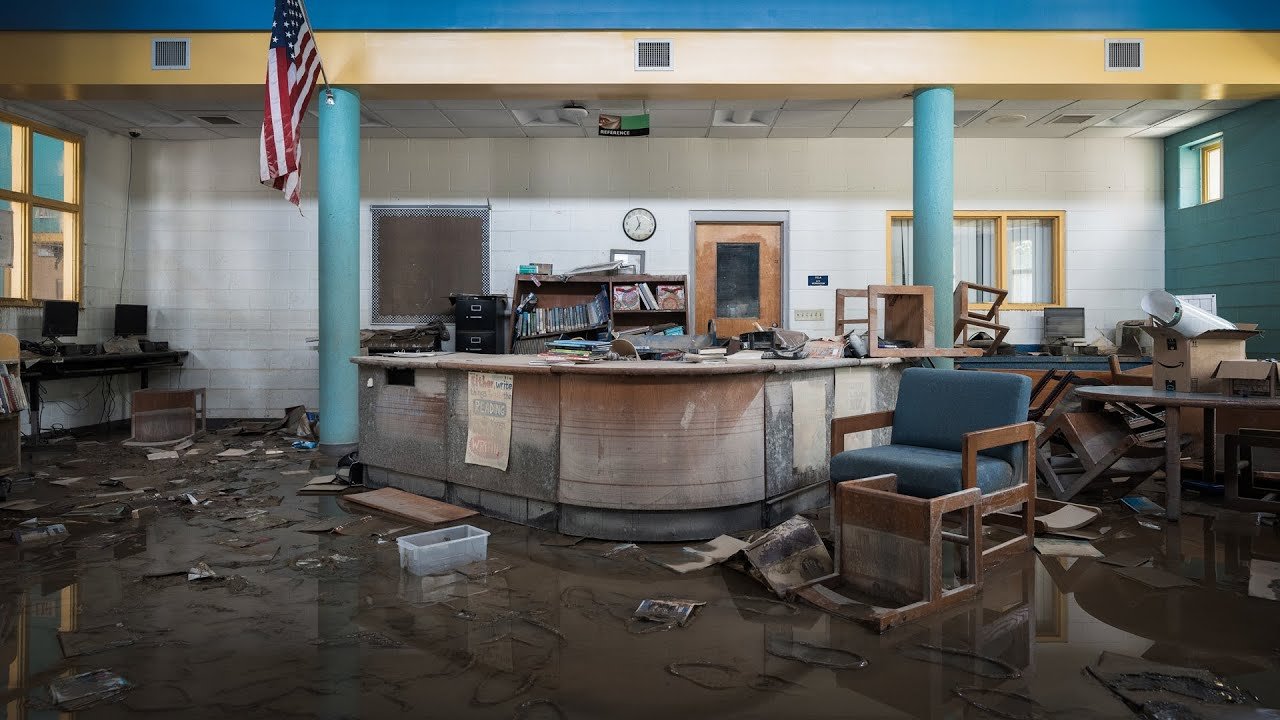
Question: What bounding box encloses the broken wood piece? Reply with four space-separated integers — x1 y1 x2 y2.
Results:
342 487 476 526
146 450 179 461
216 448 254 458
1033 537 1103 557
1097 550 1152 568
1038 502 1102 532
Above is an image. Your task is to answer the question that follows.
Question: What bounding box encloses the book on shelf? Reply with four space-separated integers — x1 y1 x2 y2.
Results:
0 365 28 415
637 283 659 310
655 284 686 310
515 288 609 339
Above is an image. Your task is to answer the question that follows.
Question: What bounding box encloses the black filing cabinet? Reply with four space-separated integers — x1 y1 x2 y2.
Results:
452 294 507 354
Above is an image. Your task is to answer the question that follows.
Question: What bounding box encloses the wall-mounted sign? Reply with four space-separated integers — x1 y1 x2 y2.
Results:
807 275 829 287
599 113 650 137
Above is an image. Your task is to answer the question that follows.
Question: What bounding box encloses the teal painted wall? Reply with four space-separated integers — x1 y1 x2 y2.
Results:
1164 100 1280 358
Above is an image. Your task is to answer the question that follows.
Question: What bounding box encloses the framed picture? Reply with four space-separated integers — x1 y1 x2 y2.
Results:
610 249 645 274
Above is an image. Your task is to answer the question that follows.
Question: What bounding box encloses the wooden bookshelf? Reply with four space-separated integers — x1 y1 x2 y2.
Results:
0 334 22 476
510 273 690 353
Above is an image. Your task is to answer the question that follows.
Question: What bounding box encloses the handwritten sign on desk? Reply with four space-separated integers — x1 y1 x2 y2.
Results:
465 372 513 471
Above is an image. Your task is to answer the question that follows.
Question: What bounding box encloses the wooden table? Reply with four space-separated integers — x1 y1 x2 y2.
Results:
1074 386 1280 521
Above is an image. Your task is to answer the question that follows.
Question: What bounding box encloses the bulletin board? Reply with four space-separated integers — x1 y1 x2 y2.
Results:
370 205 490 324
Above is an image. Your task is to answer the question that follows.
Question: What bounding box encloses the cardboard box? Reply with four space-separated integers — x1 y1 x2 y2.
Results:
1213 359 1280 398
1141 323 1260 393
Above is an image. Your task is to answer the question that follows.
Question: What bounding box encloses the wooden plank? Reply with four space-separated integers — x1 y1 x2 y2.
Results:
343 487 476 525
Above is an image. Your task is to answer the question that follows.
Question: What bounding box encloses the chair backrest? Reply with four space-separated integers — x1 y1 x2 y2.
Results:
891 367 1032 465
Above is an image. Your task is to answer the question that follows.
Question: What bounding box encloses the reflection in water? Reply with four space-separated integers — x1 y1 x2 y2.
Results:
0 467 1278 718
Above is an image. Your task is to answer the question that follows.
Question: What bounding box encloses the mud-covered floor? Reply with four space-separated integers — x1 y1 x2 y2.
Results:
2 433 1279 719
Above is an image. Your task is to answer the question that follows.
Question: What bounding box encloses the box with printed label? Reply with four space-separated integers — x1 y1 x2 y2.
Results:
1141 323 1259 393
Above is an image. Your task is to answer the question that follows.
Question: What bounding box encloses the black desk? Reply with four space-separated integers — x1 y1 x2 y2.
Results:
21 350 188 440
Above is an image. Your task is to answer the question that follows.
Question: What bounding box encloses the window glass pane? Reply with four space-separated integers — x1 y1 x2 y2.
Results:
716 243 760 318
890 218 913 284
0 121 14 192
1007 218 1056 304
32 132 69 202
0 200 19 298
1205 145 1223 202
31 207 73 301
954 218 997 301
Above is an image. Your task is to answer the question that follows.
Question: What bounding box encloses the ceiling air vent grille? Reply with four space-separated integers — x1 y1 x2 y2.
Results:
152 38 190 70
1105 39 1143 71
635 40 673 71
1050 114 1095 125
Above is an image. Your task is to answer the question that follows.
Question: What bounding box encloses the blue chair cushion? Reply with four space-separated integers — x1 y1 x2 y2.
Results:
891 367 1031 467
830 443 1015 498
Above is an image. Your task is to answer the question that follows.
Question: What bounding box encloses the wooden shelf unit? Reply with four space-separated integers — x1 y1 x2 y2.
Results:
510 273 690 353
0 334 22 476
836 285 982 358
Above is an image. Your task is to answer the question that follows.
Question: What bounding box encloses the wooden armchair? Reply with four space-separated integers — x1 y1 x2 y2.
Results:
954 282 1009 356
830 368 1037 570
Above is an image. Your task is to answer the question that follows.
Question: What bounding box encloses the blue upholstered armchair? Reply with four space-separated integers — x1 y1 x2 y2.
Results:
829 367 1037 568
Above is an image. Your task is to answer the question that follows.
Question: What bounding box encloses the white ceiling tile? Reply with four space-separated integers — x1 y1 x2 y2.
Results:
1094 108 1185 127
209 125 263 138
360 127 404 138
523 126 587 138
648 109 714 127
711 109 777 127
153 100 259 112
56 109 132 128
590 102 647 115
442 110 517 127
148 127 224 140
1201 100 1253 110
830 127 896 138
840 110 911 128
955 100 998 111
769 127 833 138
1129 99 1210 111
1067 126 1142 138
80 101 186 126
888 127 914 138
783 100 856 111
649 127 708 138
367 108 453 127
715 99 785 110
1129 126 1181 138
1154 109 1231 128
644 100 714 109
773 110 849 127
708 126 769 138
363 99 437 111
501 99 570 109
458 126 526 137
1058 99 1142 113
955 124 1079 138
851 99 914 111
398 127 466 138
433 100 506 110
986 99 1072 112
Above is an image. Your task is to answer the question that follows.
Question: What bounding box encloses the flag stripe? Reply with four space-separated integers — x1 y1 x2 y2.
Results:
261 0 322 206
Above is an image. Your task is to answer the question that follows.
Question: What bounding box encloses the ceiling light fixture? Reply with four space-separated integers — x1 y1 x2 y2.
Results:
985 113 1028 125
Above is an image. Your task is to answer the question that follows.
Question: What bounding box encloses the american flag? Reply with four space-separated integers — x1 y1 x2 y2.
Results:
259 0 323 206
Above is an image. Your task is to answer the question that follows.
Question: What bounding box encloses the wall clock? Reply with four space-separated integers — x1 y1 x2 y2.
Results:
622 207 656 242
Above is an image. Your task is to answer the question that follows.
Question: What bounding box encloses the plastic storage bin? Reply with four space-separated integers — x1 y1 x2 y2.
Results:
397 525 490 576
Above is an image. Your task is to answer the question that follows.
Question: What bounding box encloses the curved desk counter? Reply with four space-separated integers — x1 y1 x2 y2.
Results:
353 353 902 541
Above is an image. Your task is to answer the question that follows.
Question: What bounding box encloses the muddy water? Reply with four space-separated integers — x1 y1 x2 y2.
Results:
2 445 1279 719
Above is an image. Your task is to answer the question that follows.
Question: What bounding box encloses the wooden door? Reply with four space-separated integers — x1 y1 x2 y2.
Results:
694 223 782 338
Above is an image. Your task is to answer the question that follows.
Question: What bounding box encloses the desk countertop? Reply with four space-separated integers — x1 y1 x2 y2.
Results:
1075 385 1280 410
352 352 899 376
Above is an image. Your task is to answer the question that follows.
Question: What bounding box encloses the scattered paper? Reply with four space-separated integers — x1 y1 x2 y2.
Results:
216 449 254 457
280 470 309 476
49 477 84 487
147 450 180 461
1120 496 1164 516
1247 559 1280 601
185 448 203 456
1097 551 1152 568
652 535 750 574
48 669 131 710
0 498 49 512
265 449 284 455
1038 503 1101 532
1034 538 1103 557
187 562 217 581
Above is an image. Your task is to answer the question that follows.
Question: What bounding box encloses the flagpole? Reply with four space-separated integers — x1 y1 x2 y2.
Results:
295 0 334 105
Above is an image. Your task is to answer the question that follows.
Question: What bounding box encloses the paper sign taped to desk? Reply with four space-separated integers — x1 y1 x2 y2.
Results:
465 372 514 471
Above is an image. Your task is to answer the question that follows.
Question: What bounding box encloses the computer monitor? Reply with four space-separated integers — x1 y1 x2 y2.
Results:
1043 307 1086 342
41 300 79 339
114 304 148 337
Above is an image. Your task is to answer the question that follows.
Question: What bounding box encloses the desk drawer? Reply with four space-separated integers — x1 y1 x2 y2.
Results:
457 331 501 354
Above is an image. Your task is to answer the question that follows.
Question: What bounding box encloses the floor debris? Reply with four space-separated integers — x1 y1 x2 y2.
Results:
899 643 1022 679
632 598 705 628
650 534 749 574
1098 550 1154 568
1034 537 1104 557
1246 559 1280 601
766 638 868 670
952 686 1043 720
58 624 136 657
187 562 217 581
1122 496 1166 515
1086 651 1261 710
1114 566 1196 589
743 515 834 598
48 669 132 710
343 486 476 524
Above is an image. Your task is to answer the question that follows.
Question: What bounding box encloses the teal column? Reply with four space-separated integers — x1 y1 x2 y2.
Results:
318 87 360 453
912 86 955 366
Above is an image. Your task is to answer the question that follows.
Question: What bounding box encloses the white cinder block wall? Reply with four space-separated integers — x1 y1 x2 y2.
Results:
0 102 133 433
116 135 1164 421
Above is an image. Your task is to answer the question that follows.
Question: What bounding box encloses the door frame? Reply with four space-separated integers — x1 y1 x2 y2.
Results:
687 210 790 334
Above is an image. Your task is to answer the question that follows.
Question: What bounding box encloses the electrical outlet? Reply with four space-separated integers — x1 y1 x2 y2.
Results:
794 309 824 322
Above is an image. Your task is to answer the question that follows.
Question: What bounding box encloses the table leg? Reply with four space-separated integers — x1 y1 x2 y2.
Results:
140 369 150 389
1165 406 1181 521
26 378 40 442
1202 407 1216 484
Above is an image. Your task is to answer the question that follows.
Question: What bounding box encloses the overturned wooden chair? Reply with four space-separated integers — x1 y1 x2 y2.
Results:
1035 409 1168 502
954 282 1009 356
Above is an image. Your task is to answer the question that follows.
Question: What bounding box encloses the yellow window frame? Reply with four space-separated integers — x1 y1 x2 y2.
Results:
0 109 84 308
884 210 1066 310
1200 141 1223 204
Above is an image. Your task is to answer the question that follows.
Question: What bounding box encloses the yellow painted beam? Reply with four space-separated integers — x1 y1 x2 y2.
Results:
1 30 1278 100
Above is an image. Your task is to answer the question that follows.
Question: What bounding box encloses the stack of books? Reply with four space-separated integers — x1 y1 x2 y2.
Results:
538 339 612 364
0 366 28 415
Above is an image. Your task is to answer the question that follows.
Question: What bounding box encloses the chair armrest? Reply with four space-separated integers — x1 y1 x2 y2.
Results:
831 410 894 455
960 421 1036 490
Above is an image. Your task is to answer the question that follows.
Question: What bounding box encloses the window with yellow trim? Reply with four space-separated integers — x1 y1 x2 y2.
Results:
0 111 83 303
887 211 1065 308
1200 141 1223 204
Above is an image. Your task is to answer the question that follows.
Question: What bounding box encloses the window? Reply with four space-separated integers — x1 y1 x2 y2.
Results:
0 111 82 304
1200 140 1223 204
887 211 1065 308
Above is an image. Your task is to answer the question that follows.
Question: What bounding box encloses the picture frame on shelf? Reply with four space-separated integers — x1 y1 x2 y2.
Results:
610 249 645 275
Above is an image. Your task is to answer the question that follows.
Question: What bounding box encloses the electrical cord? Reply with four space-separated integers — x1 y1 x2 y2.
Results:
118 137 134 304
